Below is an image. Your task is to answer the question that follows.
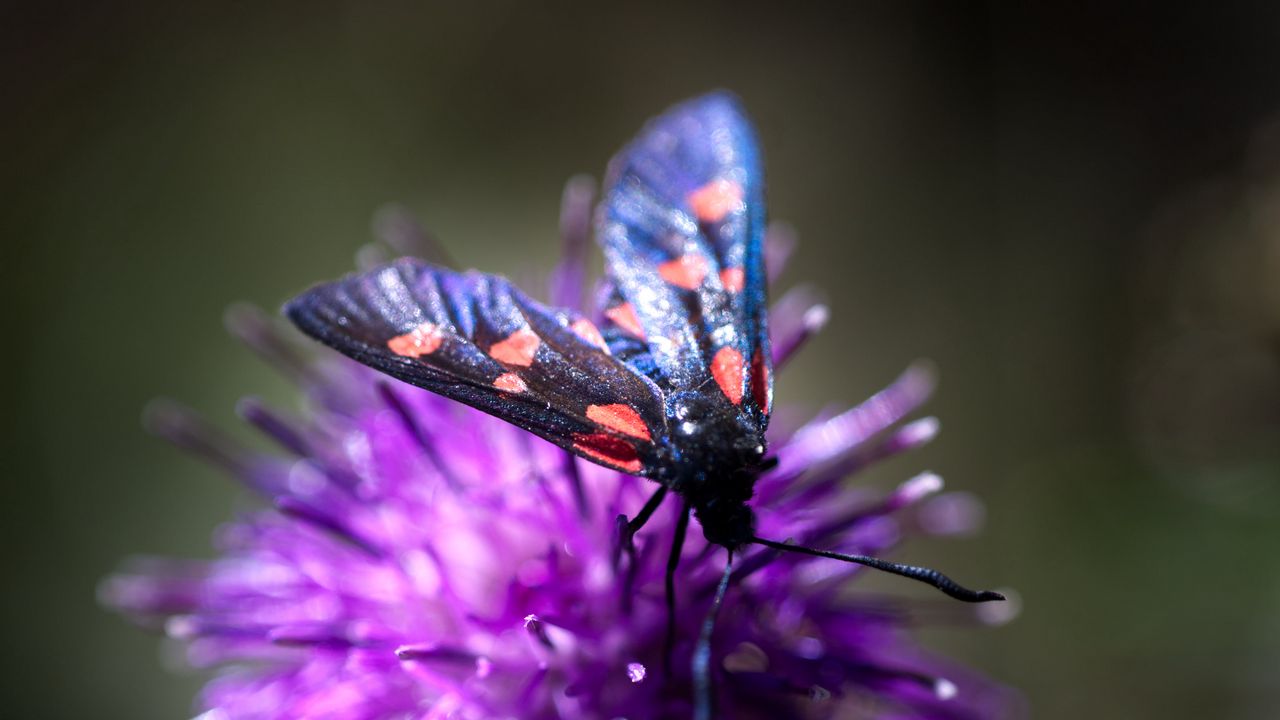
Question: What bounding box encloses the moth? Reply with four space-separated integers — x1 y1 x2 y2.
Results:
286 92 1002 716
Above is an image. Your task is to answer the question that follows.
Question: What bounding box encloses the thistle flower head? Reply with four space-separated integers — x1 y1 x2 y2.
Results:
103 186 1019 719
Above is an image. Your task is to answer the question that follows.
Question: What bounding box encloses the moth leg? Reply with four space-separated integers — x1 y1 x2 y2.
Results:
612 485 668 564
694 552 734 720
663 502 691 675
613 485 670 614
629 485 670 534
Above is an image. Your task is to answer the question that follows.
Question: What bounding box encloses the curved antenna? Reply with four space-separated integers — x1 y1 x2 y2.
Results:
750 536 1004 603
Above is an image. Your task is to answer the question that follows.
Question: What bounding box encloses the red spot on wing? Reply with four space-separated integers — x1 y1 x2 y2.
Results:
586 404 652 441
604 303 645 339
719 267 745 293
571 318 609 352
750 349 771 413
493 372 527 393
658 254 710 290
711 346 745 405
687 179 744 223
387 322 444 358
572 432 643 474
489 328 540 367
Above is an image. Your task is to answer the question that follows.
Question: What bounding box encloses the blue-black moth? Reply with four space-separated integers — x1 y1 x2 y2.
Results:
285 92 1003 718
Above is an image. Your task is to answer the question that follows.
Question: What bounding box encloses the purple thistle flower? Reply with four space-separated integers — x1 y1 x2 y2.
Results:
103 180 1020 719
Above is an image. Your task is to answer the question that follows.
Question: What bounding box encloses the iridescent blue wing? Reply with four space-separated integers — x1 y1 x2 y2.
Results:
596 92 772 427
285 258 669 475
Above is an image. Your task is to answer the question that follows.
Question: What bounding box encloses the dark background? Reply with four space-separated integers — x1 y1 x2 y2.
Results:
5 3 1280 718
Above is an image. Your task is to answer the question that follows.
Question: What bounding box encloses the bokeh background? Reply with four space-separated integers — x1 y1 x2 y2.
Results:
5 2 1280 718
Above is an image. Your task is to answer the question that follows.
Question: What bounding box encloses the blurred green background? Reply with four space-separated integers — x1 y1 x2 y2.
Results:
5 2 1280 718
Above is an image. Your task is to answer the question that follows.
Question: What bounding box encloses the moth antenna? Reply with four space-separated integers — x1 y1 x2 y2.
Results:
750 536 1004 603
693 551 734 720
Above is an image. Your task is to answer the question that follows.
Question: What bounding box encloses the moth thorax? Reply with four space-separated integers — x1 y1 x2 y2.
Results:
666 392 766 466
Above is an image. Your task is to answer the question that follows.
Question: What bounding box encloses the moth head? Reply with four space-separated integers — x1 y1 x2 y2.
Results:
694 489 757 551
